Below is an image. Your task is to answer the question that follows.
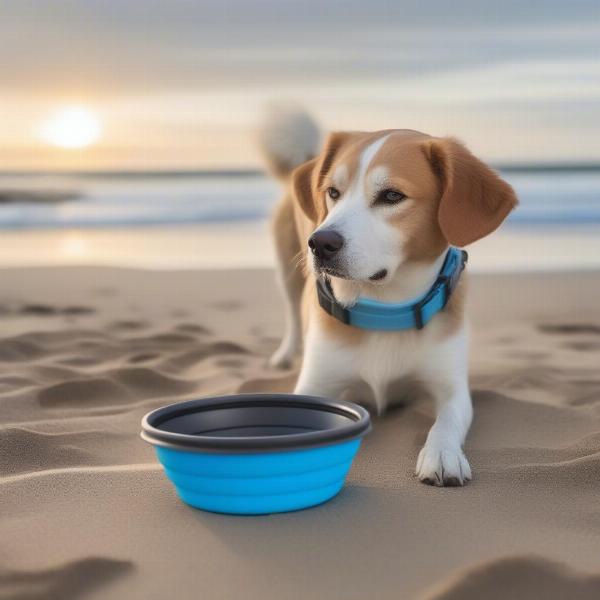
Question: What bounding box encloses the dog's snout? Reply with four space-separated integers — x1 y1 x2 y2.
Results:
308 230 344 261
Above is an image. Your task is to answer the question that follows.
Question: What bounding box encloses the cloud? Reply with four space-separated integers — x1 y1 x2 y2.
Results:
2 1 599 94
1 0 599 166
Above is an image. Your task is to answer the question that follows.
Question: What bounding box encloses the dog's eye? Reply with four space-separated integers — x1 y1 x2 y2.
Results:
375 189 406 205
327 187 340 201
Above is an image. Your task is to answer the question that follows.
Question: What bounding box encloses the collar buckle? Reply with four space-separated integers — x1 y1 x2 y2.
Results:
412 285 437 330
316 279 350 324
413 249 468 330
447 249 468 296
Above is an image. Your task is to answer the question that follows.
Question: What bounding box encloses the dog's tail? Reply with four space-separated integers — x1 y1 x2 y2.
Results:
257 106 321 181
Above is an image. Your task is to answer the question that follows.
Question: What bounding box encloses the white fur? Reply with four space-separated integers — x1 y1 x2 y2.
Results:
258 106 321 176
415 325 472 485
311 135 417 306
295 317 473 486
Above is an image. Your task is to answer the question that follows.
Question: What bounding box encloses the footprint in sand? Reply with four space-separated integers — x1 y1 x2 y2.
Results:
0 376 38 391
538 323 600 335
37 378 133 409
62 306 95 316
564 340 600 352
125 332 197 346
423 556 600 600
37 367 196 409
174 323 212 335
56 356 108 367
0 338 44 361
161 341 249 372
19 304 58 316
0 557 133 600
504 350 550 360
127 352 161 364
18 304 95 317
108 320 149 331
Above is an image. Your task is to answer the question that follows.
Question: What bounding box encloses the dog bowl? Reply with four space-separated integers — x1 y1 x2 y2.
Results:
141 393 371 515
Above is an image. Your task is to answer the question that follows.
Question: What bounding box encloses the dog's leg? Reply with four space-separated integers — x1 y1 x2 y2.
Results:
269 199 305 369
294 326 355 398
415 326 473 486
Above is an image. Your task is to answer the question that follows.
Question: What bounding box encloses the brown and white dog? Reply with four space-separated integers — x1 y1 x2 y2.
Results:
259 109 517 486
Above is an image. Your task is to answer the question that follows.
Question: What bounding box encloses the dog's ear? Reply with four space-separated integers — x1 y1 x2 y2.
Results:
291 157 320 223
291 132 351 223
423 137 518 246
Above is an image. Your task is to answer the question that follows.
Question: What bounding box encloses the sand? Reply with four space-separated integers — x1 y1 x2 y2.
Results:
2 266 600 600
2 223 600 271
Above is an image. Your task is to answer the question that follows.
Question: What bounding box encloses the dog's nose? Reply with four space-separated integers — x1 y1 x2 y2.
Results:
308 230 344 260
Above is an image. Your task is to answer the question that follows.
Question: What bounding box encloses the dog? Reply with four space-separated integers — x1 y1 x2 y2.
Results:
259 109 517 486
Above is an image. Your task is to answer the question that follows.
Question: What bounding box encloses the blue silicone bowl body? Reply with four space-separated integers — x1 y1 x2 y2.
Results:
141 394 370 515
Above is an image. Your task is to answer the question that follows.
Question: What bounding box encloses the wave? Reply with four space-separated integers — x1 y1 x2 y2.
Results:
0 170 598 229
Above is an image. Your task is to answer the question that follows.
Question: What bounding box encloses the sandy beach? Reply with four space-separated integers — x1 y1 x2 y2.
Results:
2 265 600 599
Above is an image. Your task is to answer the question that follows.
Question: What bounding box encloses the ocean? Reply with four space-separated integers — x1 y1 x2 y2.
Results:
1 168 600 230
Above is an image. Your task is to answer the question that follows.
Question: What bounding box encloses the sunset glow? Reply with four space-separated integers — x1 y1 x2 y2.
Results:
39 107 101 149
1 3 598 170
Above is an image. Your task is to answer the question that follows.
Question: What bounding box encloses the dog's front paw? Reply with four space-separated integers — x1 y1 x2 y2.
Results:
416 444 471 487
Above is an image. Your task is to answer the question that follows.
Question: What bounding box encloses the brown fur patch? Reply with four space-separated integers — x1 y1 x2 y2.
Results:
292 130 393 230
368 131 448 262
423 137 518 246
318 131 389 196
291 132 365 225
291 157 321 223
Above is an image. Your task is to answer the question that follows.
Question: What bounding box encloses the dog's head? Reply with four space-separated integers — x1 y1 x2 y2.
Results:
292 130 517 303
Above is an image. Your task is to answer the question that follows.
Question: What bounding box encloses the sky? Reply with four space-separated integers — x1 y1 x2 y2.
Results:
1 0 599 170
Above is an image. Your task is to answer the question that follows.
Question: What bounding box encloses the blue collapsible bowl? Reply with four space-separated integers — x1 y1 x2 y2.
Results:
141 394 371 515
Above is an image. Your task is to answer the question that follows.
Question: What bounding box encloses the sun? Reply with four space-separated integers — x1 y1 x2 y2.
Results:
39 106 102 149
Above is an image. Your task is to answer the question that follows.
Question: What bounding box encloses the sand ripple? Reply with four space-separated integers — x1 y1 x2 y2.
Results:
1 269 600 599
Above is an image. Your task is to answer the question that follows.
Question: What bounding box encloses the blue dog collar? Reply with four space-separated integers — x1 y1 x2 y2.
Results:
316 247 468 331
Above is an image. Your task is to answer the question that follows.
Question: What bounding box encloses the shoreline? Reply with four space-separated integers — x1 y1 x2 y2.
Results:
0 221 599 272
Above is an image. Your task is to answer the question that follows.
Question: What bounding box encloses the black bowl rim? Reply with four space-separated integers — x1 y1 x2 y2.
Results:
141 393 371 453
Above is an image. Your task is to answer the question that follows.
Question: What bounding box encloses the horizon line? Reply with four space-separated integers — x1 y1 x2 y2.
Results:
1 162 600 178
